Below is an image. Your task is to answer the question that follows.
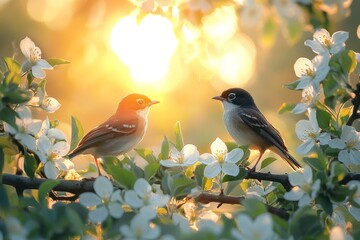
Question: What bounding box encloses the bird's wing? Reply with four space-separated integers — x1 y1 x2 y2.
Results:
69 115 138 157
239 108 301 170
238 108 287 151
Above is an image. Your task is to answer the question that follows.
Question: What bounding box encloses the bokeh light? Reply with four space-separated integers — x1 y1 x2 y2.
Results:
110 12 178 85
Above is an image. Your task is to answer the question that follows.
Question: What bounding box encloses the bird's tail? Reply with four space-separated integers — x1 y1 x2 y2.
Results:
272 147 302 171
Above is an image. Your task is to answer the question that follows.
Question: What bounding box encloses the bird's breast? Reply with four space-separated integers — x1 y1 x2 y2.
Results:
223 109 268 150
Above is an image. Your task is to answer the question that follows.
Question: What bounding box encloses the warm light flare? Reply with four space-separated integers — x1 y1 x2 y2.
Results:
110 12 178 84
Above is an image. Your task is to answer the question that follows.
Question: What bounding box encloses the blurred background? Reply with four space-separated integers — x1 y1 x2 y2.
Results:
0 0 359 171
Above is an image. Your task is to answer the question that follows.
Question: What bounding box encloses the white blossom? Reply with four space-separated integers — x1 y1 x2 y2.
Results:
329 125 360 166
160 144 199 167
305 28 349 55
79 176 123 223
284 166 320 206
36 135 72 179
20 37 53 79
124 178 170 209
294 55 330 91
231 213 277 240
292 85 319 114
120 214 160 240
199 138 244 178
4 106 41 152
295 109 330 154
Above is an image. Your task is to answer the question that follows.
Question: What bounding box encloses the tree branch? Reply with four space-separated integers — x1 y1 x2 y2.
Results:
1 173 95 194
347 81 360 126
194 192 290 220
245 170 292 191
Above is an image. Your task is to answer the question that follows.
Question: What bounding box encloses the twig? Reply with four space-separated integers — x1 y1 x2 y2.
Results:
2 174 95 194
347 81 360 126
194 192 289 219
245 170 292 191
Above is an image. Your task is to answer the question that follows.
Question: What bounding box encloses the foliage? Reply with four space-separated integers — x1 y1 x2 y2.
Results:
0 1 360 240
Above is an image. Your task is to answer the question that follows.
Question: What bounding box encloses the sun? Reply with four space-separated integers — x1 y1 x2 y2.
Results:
110 12 178 84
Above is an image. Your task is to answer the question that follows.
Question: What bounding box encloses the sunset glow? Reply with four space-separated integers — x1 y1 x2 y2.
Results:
110 12 178 84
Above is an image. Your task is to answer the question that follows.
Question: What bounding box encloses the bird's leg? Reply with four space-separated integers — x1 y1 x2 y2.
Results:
94 157 102 176
249 151 264 172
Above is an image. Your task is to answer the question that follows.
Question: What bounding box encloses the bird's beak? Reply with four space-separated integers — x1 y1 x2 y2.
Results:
212 96 225 101
149 100 160 106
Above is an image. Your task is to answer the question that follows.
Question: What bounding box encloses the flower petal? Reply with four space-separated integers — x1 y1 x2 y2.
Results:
94 176 113 198
182 144 199 165
284 187 304 201
288 172 306 186
222 162 239 176
160 160 177 167
210 138 227 155
79 192 102 207
124 190 143 208
31 65 46 79
20 37 35 60
199 153 216 165
89 205 108 223
108 202 124 219
36 59 53 69
297 140 314 155
134 178 151 197
203 162 221 178
44 161 60 179
225 148 243 163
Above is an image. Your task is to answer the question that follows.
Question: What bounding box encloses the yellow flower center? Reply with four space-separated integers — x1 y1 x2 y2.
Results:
214 149 226 163
346 140 357 150
29 47 41 63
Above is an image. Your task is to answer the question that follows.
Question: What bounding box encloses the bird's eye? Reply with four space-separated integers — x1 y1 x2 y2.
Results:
228 93 236 101
136 98 145 105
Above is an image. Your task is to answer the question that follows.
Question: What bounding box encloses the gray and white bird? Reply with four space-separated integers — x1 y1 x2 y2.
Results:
213 88 301 171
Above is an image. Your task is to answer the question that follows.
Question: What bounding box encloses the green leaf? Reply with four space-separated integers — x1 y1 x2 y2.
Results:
70 116 84 152
316 194 333 215
285 80 300 90
3 57 21 85
159 136 170 160
260 157 277 170
27 72 34 85
108 166 136 189
24 151 37 179
223 167 247 182
303 157 326 172
174 121 184 151
173 177 196 198
0 148 4 176
0 184 10 210
135 148 157 163
339 50 357 74
161 172 174 195
144 162 160 181
278 103 296 114
316 108 331 131
46 58 70 67
330 161 348 182
38 180 60 205
242 198 267 218
3 87 33 104
328 185 350 203
290 206 324 239
0 107 18 130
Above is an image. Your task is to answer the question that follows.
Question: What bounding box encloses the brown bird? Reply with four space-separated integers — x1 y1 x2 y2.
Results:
68 93 159 175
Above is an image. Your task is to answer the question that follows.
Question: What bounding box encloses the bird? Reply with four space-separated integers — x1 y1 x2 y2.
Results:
213 88 302 171
68 93 159 176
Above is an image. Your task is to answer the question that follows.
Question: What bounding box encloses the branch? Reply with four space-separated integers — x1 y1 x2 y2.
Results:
1 173 95 195
347 81 360 126
194 192 290 220
245 170 292 191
